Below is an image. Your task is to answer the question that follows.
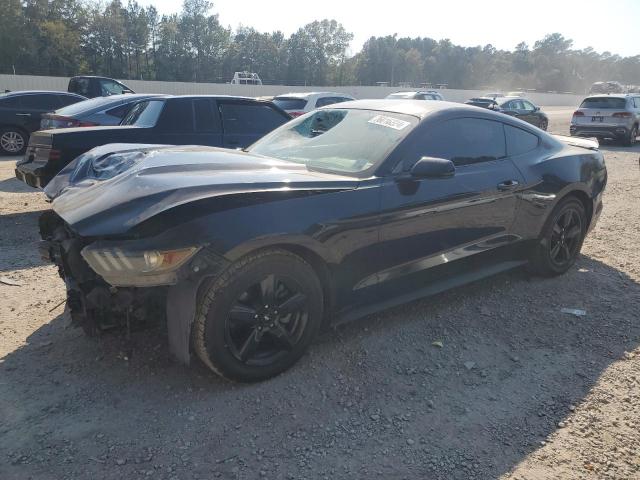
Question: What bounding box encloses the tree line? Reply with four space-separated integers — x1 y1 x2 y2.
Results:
1 0 638 92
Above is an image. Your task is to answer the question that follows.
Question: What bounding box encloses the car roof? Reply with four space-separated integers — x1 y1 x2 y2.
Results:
0 90 84 97
323 99 475 119
583 93 632 99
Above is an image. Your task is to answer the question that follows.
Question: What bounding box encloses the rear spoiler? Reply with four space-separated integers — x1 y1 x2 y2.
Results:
552 134 599 151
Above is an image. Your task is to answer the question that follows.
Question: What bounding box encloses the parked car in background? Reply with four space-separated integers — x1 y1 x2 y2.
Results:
37 99 607 382
0 90 86 155
465 97 500 110
589 81 625 95
68 76 135 98
15 95 290 187
496 97 548 130
40 94 161 130
230 72 262 85
272 92 355 117
570 94 640 146
385 90 445 101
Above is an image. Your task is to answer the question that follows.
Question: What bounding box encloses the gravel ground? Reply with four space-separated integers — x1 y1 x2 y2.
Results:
1 111 639 480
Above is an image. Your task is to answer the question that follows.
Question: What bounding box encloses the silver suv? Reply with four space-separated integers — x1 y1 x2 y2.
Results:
570 94 640 146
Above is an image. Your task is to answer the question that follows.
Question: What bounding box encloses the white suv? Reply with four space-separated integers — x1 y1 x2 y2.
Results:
273 92 355 117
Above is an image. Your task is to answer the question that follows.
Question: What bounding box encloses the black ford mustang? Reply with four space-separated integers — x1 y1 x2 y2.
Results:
39 100 607 382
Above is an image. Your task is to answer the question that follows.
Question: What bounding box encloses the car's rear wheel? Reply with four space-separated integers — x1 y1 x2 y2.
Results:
528 197 587 276
193 249 323 382
0 128 27 155
624 125 638 146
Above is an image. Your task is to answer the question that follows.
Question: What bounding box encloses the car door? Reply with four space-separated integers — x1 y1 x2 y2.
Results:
219 100 289 148
370 117 525 292
16 94 62 133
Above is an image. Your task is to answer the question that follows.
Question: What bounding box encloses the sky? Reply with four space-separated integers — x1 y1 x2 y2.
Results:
138 0 640 58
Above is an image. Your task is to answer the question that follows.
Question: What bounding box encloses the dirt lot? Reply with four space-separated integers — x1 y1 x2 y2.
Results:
1 111 639 480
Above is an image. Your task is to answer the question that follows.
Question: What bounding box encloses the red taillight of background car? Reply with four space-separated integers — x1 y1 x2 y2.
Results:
612 112 632 118
45 115 98 128
573 111 584 117
48 149 62 161
288 111 305 118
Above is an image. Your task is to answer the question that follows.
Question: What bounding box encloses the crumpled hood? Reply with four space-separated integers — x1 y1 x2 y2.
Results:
49 144 359 237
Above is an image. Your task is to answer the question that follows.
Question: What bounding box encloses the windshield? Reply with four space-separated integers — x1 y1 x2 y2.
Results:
248 109 417 176
580 97 627 109
120 100 165 127
273 97 308 110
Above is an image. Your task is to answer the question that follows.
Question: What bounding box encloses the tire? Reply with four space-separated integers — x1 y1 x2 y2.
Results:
539 119 548 131
623 125 638 147
0 127 28 155
193 249 323 382
528 197 587 277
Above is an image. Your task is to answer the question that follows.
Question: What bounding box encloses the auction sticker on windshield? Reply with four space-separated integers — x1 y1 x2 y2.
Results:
368 115 411 130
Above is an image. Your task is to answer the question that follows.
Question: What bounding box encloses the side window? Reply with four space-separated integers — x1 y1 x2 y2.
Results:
416 118 506 167
71 78 91 97
522 100 536 111
315 97 337 108
58 95 81 107
220 103 287 134
505 125 539 156
194 99 220 132
100 80 126 96
155 99 194 132
0 96 21 108
634 97 640 108
21 94 61 110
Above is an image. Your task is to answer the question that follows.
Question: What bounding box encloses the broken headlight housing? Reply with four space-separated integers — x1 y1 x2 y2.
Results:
81 243 201 287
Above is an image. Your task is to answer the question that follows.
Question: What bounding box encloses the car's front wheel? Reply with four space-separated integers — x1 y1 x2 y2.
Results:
193 249 324 382
528 197 587 276
539 119 548 131
0 127 27 155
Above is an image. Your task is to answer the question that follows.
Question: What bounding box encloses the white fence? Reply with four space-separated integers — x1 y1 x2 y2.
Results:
0 74 585 107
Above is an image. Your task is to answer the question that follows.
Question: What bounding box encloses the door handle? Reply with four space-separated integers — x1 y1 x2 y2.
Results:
16 113 32 116
497 180 520 191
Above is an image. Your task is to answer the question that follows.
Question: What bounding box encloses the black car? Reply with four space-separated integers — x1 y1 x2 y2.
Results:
496 97 549 130
40 94 161 130
15 95 291 188
68 76 135 98
0 91 86 155
38 100 607 382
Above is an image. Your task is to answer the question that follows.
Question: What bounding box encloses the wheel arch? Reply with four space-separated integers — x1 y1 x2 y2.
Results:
558 189 593 229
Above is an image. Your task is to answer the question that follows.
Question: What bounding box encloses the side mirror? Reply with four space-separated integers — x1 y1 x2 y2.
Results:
410 156 455 179
534 106 540 111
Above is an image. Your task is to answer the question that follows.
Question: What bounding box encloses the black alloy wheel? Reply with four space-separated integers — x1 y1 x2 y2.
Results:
548 208 583 269
529 197 587 276
193 249 323 382
225 273 309 365
539 119 548 131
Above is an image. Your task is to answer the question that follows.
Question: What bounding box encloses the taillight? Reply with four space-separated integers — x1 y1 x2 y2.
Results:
573 111 584 117
289 111 305 118
46 115 98 128
612 112 631 118
48 149 61 161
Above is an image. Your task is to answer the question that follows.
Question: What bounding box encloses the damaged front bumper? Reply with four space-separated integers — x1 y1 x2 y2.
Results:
38 210 230 363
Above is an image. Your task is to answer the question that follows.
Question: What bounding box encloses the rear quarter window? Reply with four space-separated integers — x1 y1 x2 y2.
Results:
505 125 539 156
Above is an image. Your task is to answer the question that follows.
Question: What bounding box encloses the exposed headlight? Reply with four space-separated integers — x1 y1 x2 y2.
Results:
81 244 200 287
